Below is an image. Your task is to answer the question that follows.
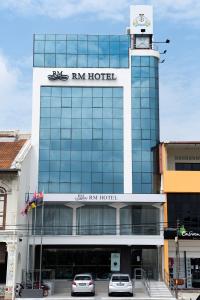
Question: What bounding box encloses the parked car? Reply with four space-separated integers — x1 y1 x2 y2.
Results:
71 273 95 296
108 274 133 296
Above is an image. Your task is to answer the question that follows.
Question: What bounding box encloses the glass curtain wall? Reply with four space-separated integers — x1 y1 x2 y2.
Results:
39 86 124 194
33 34 130 68
131 56 159 193
76 205 116 235
120 205 160 235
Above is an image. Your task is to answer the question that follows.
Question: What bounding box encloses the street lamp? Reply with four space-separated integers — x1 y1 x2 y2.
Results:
153 39 170 44
160 50 167 54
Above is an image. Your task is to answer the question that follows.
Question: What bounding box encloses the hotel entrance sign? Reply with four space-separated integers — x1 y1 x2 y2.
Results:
48 71 117 81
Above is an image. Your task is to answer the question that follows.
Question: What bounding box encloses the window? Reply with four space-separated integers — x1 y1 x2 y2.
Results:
120 205 160 235
34 205 73 235
76 205 116 235
0 188 6 229
175 163 200 171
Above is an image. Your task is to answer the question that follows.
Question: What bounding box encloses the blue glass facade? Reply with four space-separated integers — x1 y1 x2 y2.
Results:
131 56 159 194
33 34 130 68
38 86 124 194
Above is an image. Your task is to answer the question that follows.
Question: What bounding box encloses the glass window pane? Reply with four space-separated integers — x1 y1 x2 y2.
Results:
77 55 87 67
34 54 44 67
88 55 98 67
67 55 77 67
34 41 45 53
56 41 66 53
56 54 66 67
67 41 78 54
45 41 55 53
45 54 55 67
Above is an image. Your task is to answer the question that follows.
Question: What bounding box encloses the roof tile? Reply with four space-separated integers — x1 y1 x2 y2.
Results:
0 140 27 169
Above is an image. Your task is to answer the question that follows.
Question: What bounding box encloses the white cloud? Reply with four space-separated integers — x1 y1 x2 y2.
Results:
0 51 32 131
0 0 200 24
151 0 200 24
0 0 130 21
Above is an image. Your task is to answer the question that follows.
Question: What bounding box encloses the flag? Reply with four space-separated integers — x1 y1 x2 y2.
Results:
36 191 44 205
20 191 44 215
31 202 37 209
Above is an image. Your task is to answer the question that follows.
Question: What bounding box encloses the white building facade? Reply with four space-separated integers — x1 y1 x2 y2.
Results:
30 5 165 284
0 131 31 300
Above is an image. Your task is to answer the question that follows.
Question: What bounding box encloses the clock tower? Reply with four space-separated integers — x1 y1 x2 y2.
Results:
130 5 153 49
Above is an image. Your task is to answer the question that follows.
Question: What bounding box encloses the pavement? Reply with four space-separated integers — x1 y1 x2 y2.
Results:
16 281 174 300
15 281 200 300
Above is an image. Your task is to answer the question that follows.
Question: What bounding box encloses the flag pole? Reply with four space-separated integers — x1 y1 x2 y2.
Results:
32 204 37 289
25 192 30 287
39 199 44 289
26 206 30 286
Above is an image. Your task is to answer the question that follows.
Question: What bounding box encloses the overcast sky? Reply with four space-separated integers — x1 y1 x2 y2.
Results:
0 0 199 141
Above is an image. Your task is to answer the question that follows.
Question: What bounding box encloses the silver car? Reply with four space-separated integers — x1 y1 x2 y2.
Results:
108 274 133 296
71 273 95 296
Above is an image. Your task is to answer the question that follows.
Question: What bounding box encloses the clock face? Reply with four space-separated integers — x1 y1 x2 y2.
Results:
135 36 150 49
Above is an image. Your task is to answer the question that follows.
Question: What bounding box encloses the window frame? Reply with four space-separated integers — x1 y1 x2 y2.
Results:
0 188 7 230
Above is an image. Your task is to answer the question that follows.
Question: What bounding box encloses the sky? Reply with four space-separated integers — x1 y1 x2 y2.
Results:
0 0 200 141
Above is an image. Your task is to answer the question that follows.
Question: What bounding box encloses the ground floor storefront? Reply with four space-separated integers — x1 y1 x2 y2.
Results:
169 240 200 289
33 245 161 281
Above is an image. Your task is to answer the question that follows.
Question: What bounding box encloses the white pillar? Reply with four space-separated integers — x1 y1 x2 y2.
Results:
65 204 84 236
5 242 17 300
109 203 128 236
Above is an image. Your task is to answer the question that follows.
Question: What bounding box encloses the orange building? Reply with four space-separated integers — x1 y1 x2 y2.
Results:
160 142 200 289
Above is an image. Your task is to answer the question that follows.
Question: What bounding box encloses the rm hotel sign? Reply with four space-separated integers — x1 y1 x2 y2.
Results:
48 71 117 81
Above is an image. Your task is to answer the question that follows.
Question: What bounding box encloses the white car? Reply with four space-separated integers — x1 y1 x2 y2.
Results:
71 273 95 296
108 274 133 296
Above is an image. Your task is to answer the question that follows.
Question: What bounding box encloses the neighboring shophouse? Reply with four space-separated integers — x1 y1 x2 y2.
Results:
29 4 166 289
0 131 31 300
160 142 200 289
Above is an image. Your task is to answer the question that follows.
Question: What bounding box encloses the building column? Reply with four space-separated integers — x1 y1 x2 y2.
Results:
109 203 127 235
5 242 17 300
66 203 84 236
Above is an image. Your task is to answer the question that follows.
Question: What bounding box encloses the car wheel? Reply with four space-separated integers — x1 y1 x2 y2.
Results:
129 292 133 297
71 292 75 296
108 293 112 296
91 292 95 296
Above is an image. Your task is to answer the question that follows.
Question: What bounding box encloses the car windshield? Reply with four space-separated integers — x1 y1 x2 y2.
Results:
112 276 129 282
75 275 91 281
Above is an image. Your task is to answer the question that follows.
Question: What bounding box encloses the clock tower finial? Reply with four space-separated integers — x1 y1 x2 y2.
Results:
130 5 153 50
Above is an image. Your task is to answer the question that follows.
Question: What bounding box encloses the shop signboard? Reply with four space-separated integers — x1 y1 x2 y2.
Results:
164 225 200 240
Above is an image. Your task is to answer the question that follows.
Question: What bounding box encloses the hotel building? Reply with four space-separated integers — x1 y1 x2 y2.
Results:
29 5 165 287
